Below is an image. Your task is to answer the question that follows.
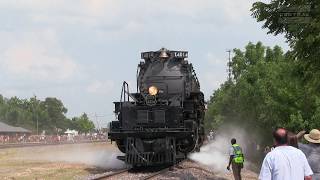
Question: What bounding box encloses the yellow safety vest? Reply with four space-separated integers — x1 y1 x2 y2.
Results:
232 144 244 164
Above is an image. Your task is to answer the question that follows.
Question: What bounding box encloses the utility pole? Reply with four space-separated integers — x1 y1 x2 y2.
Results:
226 49 232 81
89 113 110 132
37 115 38 135
94 113 101 131
33 94 39 135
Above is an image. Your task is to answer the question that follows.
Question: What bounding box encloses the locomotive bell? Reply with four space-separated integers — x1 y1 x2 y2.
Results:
159 48 169 58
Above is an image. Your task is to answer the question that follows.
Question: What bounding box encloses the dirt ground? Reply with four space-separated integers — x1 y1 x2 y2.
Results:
0 142 122 180
215 169 258 180
0 142 258 180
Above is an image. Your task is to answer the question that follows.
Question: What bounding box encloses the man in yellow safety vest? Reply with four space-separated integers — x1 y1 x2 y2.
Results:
227 138 244 180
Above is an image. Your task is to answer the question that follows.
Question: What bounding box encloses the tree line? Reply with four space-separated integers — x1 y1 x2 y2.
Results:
0 95 95 134
205 0 320 136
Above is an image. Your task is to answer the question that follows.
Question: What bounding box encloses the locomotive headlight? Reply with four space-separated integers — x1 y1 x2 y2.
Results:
148 86 158 96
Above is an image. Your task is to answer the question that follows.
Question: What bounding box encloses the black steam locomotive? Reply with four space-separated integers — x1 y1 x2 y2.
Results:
108 48 205 166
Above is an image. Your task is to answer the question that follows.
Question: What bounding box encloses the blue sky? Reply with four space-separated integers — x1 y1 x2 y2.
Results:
0 0 287 128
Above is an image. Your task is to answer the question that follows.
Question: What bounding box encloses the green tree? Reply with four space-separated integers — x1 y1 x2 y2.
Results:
42 97 68 132
250 0 320 131
0 94 94 134
73 113 95 133
205 42 311 134
251 0 320 59
252 0 320 94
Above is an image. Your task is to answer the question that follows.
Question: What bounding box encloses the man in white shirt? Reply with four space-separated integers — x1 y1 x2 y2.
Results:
259 128 313 180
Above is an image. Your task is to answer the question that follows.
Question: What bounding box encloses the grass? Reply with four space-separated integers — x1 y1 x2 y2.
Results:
0 143 110 180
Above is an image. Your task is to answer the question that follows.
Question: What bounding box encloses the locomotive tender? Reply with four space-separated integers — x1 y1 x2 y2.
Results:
108 48 205 166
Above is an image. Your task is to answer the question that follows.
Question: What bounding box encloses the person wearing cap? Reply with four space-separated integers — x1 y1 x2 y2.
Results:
299 129 320 180
259 128 313 180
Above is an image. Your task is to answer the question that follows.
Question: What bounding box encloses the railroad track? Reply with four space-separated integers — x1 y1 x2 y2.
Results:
92 159 188 180
90 168 130 180
140 166 171 180
140 159 189 180
90 166 171 180
140 159 217 180
90 159 215 180
90 162 177 180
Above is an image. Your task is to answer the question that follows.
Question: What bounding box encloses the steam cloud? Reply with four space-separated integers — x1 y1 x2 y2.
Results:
40 147 126 169
14 143 126 169
189 125 258 173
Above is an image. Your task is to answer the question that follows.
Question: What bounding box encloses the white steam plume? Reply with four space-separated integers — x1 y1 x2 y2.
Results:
14 143 126 169
189 126 258 173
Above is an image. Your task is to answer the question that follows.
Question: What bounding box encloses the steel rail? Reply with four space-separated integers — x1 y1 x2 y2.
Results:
91 168 130 180
141 159 215 180
140 159 188 180
140 167 171 180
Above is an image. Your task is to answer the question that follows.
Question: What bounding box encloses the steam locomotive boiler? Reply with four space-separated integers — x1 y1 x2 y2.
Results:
108 48 205 166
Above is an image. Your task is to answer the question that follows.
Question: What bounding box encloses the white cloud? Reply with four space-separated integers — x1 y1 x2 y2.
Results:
2 0 255 30
0 89 19 97
3 46 76 80
198 52 229 97
205 71 227 88
200 71 227 97
0 30 78 81
81 0 120 17
206 52 227 66
86 80 114 94
0 0 287 117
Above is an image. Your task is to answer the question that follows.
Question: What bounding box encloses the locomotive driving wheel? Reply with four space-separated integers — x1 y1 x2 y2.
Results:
178 120 199 153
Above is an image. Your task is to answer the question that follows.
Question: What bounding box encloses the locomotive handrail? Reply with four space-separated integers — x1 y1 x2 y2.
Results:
120 81 137 103
190 64 200 87
136 66 140 93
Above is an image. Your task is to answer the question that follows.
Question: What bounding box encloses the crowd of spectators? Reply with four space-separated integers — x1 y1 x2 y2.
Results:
0 133 107 144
